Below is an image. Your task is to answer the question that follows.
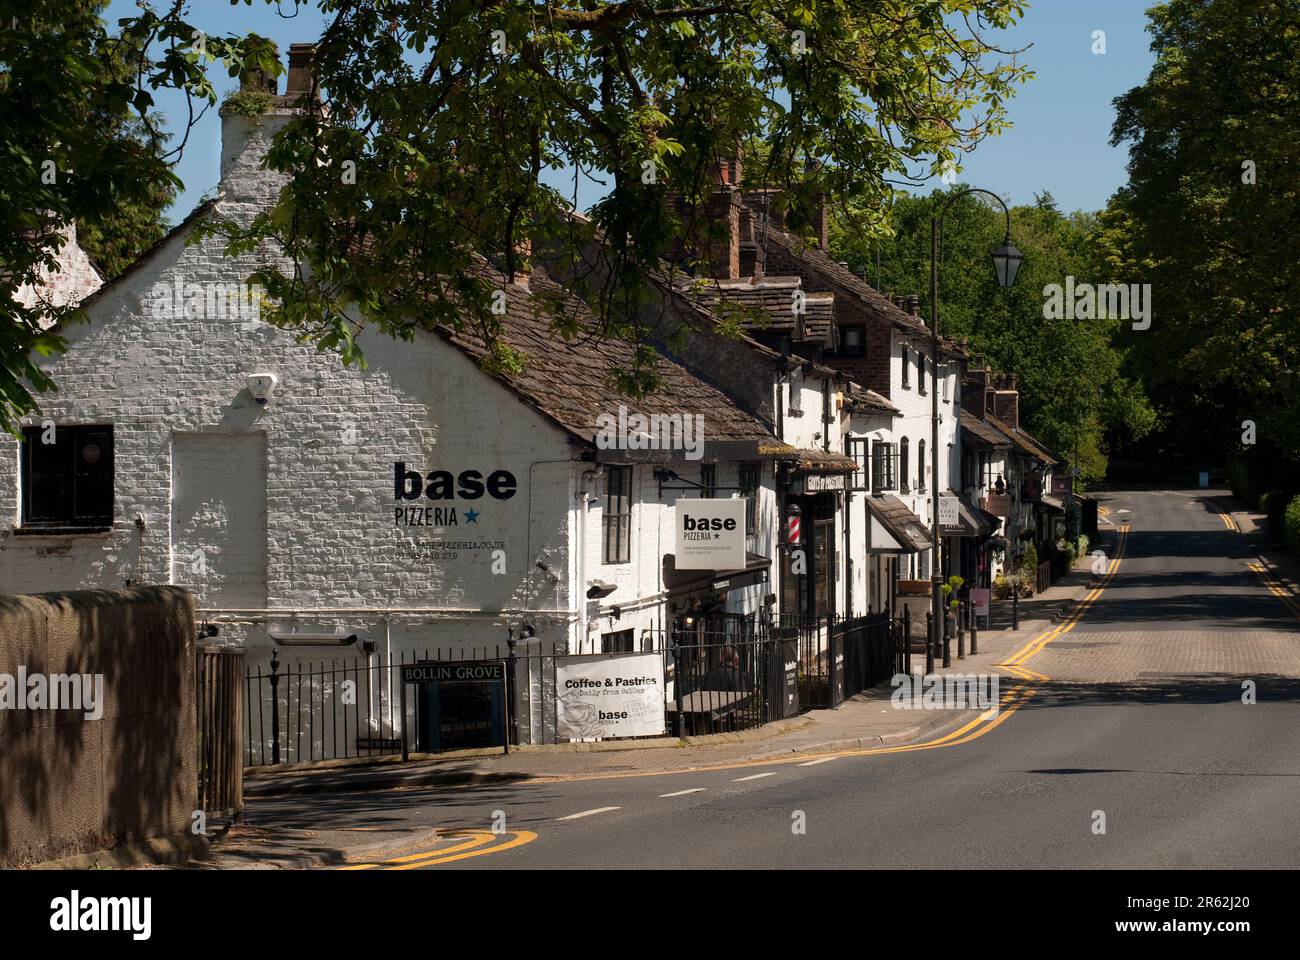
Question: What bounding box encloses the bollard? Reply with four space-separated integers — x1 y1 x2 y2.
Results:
925 611 935 675
269 647 281 766
942 609 952 668
957 601 966 659
971 596 979 654
904 605 912 676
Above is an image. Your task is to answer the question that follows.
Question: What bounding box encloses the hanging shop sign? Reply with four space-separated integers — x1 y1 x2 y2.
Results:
675 498 746 570
983 493 1011 517
938 495 960 530
802 473 846 492
556 653 666 740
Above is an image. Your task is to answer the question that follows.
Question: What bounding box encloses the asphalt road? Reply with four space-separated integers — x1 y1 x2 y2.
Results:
253 489 1300 869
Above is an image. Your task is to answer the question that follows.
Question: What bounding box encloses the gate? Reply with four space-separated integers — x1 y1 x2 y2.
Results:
197 646 245 820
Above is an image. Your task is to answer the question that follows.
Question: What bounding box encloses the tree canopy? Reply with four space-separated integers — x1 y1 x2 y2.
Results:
831 186 1155 482
1100 0 1300 478
1 1 278 431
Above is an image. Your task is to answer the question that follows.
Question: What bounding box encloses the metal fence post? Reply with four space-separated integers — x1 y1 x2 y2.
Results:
942 608 952 668
925 611 934 675
971 597 979 655
671 634 684 739
269 647 281 766
506 630 519 747
957 601 966 659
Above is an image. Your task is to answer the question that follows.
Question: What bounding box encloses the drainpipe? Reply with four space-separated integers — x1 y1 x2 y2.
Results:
578 467 600 654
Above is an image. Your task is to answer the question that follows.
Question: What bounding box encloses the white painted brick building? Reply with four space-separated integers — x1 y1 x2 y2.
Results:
0 59 788 753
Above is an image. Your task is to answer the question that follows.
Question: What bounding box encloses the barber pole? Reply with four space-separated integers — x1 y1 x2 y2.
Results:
787 512 801 545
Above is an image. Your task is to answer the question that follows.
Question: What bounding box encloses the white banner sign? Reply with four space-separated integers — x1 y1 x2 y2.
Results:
938 495 960 528
556 653 665 740
675 497 746 570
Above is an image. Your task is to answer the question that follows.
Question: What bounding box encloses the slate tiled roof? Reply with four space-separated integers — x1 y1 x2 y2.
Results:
675 275 835 346
435 264 777 449
846 383 901 417
960 410 1013 448
866 495 933 552
748 213 966 359
985 414 1058 464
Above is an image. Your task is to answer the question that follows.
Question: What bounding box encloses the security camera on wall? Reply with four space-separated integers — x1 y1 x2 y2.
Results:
247 372 278 405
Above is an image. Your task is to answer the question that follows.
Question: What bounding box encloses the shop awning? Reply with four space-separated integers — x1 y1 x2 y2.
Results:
662 551 772 595
865 496 933 554
1040 495 1066 514
755 443 858 474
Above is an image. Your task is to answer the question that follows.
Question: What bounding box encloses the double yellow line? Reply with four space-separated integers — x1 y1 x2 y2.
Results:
1247 560 1300 619
998 524 1131 682
1212 503 1240 532
338 828 538 871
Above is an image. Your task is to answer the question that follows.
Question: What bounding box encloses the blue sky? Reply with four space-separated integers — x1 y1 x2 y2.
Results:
106 0 1157 223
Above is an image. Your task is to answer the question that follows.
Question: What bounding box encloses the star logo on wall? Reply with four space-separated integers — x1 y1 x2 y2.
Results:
464 508 480 523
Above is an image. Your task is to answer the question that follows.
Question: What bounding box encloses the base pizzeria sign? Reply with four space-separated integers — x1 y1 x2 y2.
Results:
675 498 746 570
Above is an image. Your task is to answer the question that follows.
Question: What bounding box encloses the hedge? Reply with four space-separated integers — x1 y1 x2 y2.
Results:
1286 495 1300 558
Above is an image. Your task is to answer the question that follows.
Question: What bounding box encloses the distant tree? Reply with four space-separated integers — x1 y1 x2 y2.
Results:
1102 0 1300 472
831 186 1155 482
0 1 274 431
212 0 1032 396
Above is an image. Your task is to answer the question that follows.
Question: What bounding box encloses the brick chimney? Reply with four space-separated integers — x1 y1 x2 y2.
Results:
963 362 991 419
992 374 1020 429
285 43 318 101
672 188 741 279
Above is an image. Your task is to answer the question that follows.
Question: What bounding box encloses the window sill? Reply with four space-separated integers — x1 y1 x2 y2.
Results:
12 525 113 537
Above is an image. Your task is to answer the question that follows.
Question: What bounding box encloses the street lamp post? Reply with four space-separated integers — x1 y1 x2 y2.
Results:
929 188 1022 672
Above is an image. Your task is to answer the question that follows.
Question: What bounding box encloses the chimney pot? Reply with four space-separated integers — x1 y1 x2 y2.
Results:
238 38 279 94
286 43 318 99
906 295 921 317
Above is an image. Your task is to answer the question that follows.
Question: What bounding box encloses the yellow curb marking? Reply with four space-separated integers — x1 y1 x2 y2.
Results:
338 828 537 870
1248 561 1300 619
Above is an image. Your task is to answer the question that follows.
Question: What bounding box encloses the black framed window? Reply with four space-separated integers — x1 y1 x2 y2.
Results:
21 425 114 528
738 462 761 534
871 441 897 493
918 439 926 493
840 326 865 358
602 466 632 564
901 345 911 388
699 463 716 498
918 355 928 395
601 629 634 653
847 438 870 491
899 438 910 493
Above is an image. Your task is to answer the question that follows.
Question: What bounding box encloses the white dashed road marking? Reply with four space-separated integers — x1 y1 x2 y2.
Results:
557 807 621 820
659 788 707 798
798 757 837 766
732 772 779 782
